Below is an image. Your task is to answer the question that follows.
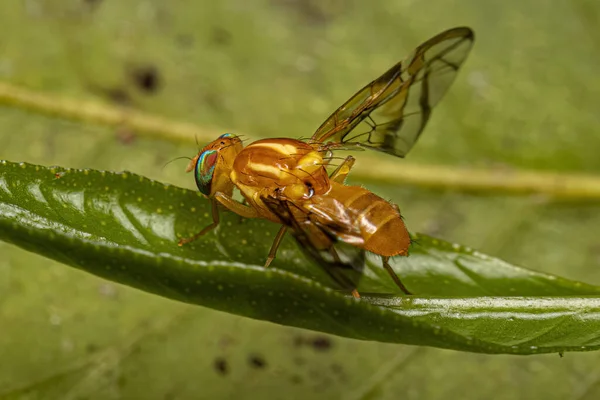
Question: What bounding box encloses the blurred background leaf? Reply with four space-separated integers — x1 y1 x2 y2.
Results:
1 0 600 398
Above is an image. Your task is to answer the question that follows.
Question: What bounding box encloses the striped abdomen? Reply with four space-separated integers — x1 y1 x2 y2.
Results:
308 183 410 257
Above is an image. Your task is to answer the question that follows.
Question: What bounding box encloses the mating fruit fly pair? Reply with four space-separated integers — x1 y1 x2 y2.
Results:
179 27 474 298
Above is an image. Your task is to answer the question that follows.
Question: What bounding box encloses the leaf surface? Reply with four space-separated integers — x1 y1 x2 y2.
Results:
1 160 599 355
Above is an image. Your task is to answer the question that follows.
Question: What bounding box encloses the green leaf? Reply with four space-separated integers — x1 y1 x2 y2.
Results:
1 160 600 355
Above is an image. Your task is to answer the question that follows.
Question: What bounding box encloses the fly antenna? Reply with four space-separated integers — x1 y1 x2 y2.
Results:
162 156 193 172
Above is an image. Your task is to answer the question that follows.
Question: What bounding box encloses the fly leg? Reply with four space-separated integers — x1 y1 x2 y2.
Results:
178 198 221 246
329 155 409 296
381 256 412 295
329 156 355 183
328 247 361 299
381 203 412 295
263 156 357 268
215 192 290 268
178 193 260 246
264 226 287 268
214 192 261 218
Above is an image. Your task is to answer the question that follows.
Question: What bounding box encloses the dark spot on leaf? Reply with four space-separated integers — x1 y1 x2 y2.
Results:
311 336 332 351
91 86 131 106
293 335 333 351
290 374 303 384
107 88 130 105
249 354 267 369
131 65 161 94
214 357 229 375
117 374 127 388
86 343 98 353
211 27 232 46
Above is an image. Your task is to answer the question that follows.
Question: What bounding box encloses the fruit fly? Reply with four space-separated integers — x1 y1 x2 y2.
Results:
179 27 474 298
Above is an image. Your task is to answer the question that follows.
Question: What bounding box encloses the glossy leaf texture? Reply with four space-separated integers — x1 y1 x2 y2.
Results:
1 160 600 355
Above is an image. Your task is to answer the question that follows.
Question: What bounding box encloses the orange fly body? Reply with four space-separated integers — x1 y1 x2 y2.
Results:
180 27 475 298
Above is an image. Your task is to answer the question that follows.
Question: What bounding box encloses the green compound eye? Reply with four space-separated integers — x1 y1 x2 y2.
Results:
195 149 219 196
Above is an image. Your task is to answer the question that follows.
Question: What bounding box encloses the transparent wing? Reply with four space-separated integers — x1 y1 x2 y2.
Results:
262 195 365 292
311 27 474 157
